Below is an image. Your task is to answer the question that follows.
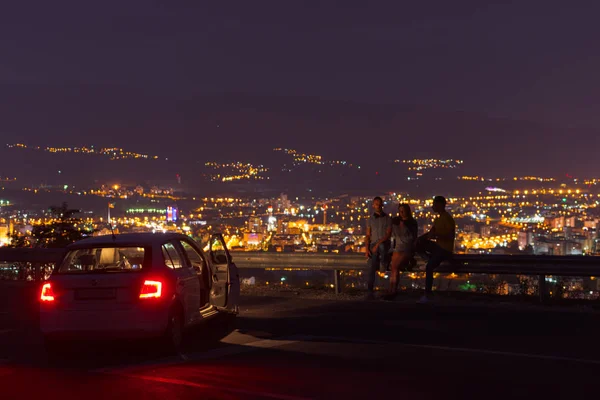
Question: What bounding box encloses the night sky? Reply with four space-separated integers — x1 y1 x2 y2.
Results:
1 1 599 175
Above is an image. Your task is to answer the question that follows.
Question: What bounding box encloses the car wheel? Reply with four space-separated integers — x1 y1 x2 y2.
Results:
163 309 184 353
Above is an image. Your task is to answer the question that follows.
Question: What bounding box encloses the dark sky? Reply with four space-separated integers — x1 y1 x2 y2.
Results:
1 1 600 170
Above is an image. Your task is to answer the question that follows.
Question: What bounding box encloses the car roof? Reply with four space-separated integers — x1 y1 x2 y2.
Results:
66 232 194 249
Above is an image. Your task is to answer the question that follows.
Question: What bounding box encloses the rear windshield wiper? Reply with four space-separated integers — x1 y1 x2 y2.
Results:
96 267 133 272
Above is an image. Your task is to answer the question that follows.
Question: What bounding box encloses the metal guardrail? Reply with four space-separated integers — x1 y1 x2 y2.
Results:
231 251 600 274
230 252 600 301
2 248 600 302
0 248 65 282
0 248 65 263
232 252 366 270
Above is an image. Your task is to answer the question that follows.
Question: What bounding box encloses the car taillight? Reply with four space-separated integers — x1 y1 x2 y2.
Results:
139 280 162 299
40 283 55 302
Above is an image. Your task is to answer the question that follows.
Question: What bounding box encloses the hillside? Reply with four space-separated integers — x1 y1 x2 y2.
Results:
1 86 592 194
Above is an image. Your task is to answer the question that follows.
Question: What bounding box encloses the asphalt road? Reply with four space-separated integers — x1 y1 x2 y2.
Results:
1 285 600 399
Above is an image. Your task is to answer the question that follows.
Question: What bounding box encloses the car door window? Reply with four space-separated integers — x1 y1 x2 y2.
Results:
162 242 183 269
209 235 229 264
180 240 206 271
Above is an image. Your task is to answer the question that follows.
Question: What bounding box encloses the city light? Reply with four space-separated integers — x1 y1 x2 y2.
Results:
7 143 162 161
397 159 463 171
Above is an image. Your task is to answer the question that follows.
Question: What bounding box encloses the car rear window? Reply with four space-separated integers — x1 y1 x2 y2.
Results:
57 247 150 274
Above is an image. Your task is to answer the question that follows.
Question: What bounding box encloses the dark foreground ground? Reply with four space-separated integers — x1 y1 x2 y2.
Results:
1 283 599 399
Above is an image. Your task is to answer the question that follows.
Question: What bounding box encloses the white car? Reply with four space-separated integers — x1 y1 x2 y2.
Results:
39 232 240 351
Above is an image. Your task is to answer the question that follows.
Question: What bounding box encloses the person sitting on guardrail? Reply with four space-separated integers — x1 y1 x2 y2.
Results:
415 195 455 304
384 203 418 301
365 196 392 300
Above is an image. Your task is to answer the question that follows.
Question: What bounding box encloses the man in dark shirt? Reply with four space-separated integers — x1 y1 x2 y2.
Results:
416 195 456 304
365 196 392 299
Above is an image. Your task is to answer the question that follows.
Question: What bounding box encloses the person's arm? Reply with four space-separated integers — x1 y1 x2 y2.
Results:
371 219 392 252
422 224 436 240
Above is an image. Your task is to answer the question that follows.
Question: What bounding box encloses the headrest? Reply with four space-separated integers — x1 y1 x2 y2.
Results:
99 248 117 265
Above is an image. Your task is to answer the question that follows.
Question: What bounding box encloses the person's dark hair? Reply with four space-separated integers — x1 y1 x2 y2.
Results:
433 196 446 205
373 196 383 203
398 203 414 220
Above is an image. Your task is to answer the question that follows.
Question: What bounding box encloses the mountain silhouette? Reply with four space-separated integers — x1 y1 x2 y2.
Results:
0 85 592 193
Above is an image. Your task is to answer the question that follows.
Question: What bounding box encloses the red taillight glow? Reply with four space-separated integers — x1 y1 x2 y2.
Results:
139 280 162 299
40 283 55 302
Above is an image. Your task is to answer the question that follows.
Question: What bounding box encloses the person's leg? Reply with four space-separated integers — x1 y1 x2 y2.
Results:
415 236 435 261
393 251 411 293
414 238 437 274
414 236 427 259
389 251 401 294
425 247 446 295
378 242 390 272
367 250 380 294
408 252 418 270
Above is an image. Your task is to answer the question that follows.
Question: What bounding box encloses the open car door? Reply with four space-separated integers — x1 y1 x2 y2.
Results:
208 233 230 308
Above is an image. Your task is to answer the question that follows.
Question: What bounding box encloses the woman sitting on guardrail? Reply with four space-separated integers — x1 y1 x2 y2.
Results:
384 203 418 300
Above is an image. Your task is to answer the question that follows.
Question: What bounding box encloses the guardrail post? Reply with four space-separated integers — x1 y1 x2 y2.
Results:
18 263 25 280
538 275 547 303
34 262 40 282
334 269 341 294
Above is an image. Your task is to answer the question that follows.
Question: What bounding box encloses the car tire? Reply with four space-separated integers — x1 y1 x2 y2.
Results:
162 307 184 353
